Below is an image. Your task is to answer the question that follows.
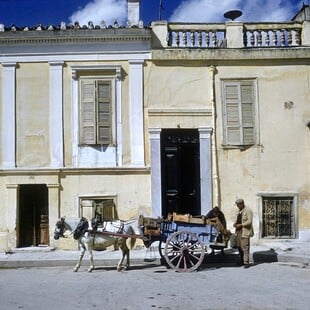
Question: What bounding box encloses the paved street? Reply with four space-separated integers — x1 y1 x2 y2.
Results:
1 262 309 310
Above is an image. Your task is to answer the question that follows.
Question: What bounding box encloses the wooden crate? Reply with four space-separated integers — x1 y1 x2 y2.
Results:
173 212 190 223
144 227 160 236
189 216 205 225
138 215 160 228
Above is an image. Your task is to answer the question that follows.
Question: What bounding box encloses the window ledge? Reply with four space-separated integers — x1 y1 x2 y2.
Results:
221 144 254 150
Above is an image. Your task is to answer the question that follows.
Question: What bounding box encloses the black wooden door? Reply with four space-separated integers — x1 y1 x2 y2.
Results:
161 129 200 218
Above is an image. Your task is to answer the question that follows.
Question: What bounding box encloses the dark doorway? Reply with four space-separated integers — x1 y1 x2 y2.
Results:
17 184 49 247
161 129 200 218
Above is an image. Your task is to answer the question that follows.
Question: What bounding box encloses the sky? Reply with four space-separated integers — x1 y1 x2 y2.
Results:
0 0 306 28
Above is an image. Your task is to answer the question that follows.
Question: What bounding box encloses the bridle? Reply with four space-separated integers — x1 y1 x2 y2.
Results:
54 218 66 240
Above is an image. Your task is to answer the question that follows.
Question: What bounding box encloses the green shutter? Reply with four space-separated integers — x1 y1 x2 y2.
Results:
96 80 112 145
80 80 96 144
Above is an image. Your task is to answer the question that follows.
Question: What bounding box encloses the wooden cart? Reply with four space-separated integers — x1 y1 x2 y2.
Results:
139 213 228 272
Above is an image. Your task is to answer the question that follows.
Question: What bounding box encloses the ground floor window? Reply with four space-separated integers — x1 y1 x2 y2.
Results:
262 196 296 238
80 197 118 221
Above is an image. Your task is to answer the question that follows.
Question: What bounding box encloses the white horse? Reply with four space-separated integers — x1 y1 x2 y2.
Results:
54 217 141 272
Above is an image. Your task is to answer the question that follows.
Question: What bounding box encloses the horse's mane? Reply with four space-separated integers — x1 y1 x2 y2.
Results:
73 217 89 240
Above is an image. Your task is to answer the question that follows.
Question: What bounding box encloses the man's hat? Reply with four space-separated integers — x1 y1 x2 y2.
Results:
235 198 244 204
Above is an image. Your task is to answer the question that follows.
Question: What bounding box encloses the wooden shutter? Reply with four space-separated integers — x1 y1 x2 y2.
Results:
224 81 255 145
224 83 242 145
240 82 255 144
96 80 112 145
80 80 96 144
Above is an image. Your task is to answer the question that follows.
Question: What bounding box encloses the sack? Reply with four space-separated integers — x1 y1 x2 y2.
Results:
230 233 238 249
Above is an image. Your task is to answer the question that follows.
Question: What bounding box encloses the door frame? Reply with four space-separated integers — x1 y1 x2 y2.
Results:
160 129 201 217
149 127 213 217
17 184 49 247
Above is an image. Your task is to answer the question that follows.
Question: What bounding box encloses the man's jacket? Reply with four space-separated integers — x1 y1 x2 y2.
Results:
239 207 254 238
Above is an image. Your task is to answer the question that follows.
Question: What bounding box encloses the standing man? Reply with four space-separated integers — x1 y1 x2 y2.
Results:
233 198 254 268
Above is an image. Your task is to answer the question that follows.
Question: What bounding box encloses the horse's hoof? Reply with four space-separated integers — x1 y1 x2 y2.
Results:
88 269 93 273
73 269 78 272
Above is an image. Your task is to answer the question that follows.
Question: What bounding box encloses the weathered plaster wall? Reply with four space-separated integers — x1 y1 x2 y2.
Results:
145 62 213 129
16 63 50 167
215 64 310 236
0 66 2 164
59 173 151 220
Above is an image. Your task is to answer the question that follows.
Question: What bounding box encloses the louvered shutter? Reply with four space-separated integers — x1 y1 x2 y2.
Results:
96 80 112 145
224 81 255 145
224 83 242 145
240 82 255 144
80 80 96 144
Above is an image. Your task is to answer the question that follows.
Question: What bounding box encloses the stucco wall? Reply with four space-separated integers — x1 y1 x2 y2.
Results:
144 59 310 241
16 63 50 167
215 64 310 236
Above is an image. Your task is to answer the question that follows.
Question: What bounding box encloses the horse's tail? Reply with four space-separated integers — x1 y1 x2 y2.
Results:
125 226 136 250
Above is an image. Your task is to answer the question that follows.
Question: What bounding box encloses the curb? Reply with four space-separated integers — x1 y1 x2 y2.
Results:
0 257 159 269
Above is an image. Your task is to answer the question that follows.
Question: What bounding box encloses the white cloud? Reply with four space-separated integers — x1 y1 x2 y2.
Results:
68 0 305 26
169 0 304 22
69 0 127 26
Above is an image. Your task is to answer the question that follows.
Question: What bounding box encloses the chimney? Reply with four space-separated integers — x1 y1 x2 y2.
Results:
127 0 140 26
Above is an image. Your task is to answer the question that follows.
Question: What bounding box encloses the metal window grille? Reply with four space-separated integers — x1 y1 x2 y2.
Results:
262 197 295 238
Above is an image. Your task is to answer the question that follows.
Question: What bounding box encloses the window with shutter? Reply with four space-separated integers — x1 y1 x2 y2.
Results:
79 79 112 145
97 81 112 145
222 80 256 146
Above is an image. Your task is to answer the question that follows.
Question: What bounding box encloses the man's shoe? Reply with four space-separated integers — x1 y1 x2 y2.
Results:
244 264 250 269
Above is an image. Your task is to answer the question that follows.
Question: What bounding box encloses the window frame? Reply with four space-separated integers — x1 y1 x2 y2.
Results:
71 65 123 168
221 79 259 148
79 195 118 221
257 192 298 239
78 77 115 146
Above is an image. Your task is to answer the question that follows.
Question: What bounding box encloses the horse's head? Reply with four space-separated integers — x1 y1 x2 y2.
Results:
73 217 89 240
54 217 66 240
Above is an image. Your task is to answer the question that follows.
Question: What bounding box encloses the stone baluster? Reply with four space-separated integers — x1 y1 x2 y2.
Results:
288 30 292 46
175 31 180 47
273 30 278 46
168 32 173 47
212 31 217 47
182 31 187 47
280 29 286 46
295 29 301 46
250 31 255 47
190 31 194 47
257 30 262 47
197 31 202 47
265 31 270 47
206 32 210 47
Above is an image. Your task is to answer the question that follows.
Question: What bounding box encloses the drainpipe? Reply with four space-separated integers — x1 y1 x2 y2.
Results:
209 65 220 208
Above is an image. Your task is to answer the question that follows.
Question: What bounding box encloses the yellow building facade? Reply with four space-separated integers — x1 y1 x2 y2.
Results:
0 4 309 250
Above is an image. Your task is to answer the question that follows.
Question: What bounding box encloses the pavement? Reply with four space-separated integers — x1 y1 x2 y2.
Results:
0 239 309 269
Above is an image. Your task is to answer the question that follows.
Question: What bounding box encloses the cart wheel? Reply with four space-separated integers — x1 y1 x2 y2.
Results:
164 230 205 272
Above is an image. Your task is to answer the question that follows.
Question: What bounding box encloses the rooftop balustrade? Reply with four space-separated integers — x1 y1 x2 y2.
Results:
152 20 309 49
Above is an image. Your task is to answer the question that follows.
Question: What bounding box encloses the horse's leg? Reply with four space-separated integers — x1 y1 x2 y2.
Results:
117 252 124 272
125 247 130 269
88 245 95 273
117 239 126 271
74 242 85 272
